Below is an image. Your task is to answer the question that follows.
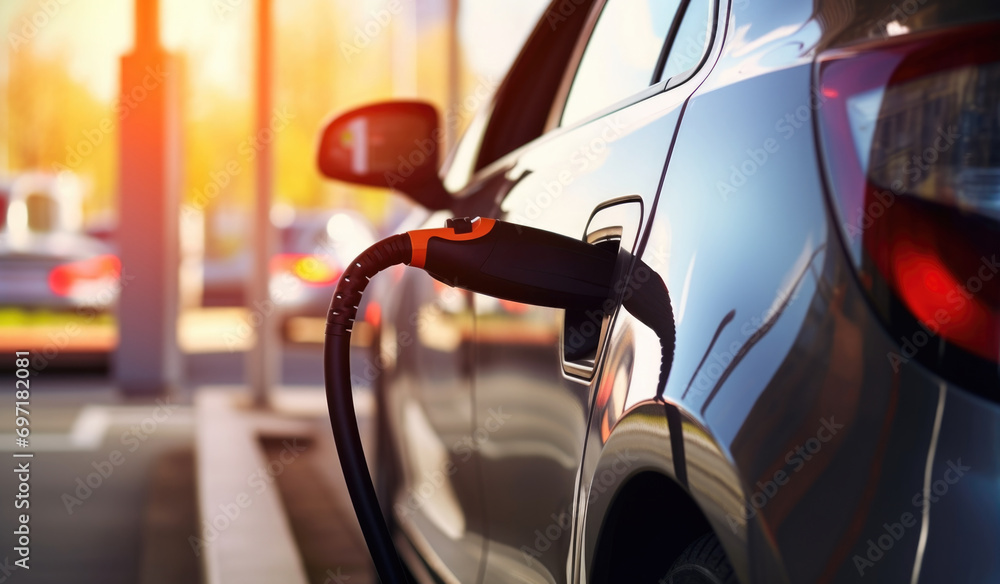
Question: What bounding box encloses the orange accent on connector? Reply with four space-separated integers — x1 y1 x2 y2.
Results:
408 217 496 269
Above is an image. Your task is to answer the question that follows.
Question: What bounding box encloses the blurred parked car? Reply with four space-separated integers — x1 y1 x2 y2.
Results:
0 172 119 367
201 209 380 341
0 232 120 312
271 210 378 339
0 172 120 312
201 249 251 307
0 178 10 228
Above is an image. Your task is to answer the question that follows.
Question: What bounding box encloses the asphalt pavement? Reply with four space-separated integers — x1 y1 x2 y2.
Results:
0 342 368 584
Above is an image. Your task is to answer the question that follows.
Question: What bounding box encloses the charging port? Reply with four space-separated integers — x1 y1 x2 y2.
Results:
562 236 621 379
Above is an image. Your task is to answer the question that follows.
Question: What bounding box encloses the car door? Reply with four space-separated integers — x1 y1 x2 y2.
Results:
468 1 718 582
377 4 597 581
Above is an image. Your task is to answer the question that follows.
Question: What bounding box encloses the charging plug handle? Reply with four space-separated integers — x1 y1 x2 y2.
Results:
324 218 621 583
411 217 616 310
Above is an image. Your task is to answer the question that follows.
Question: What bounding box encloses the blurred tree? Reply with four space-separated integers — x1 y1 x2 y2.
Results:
7 47 117 220
274 0 398 223
2 0 490 241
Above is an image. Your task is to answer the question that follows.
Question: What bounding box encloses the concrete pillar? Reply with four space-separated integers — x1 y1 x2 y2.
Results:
246 0 278 407
115 0 182 396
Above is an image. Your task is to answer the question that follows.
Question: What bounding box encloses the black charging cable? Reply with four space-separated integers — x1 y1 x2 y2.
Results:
325 232 414 583
323 216 674 582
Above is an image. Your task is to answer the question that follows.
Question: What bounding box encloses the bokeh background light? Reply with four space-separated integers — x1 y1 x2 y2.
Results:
0 0 546 351
0 2 549 582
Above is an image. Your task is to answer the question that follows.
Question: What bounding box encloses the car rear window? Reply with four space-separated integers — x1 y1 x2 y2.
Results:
816 0 1000 49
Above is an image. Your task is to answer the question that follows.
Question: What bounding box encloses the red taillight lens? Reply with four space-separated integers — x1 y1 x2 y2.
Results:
364 300 381 329
271 253 339 286
48 254 122 298
816 23 1000 389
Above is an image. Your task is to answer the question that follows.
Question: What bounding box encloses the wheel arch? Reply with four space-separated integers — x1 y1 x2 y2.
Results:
588 469 714 583
581 401 752 583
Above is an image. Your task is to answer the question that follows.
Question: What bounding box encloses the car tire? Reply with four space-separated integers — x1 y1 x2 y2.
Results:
663 533 737 584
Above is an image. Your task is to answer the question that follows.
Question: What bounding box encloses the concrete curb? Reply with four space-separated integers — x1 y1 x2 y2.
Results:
194 389 313 584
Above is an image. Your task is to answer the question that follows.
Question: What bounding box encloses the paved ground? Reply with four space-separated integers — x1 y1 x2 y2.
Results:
138 448 201 584
0 387 196 584
263 437 376 584
0 343 374 583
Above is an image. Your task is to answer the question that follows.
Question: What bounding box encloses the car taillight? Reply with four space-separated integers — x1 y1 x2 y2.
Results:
816 22 1000 394
48 254 121 299
364 300 381 328
271 253 340 286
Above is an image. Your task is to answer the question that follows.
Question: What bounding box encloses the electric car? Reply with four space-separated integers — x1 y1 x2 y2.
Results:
319 0 1000 581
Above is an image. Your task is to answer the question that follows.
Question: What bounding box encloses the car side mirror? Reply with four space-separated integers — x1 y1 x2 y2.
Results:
317 100 451 210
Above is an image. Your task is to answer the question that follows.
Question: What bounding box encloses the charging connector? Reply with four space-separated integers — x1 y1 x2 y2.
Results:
324 217 671 582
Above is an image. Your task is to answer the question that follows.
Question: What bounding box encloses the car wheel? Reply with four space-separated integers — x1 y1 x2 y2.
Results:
663 533 737 584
